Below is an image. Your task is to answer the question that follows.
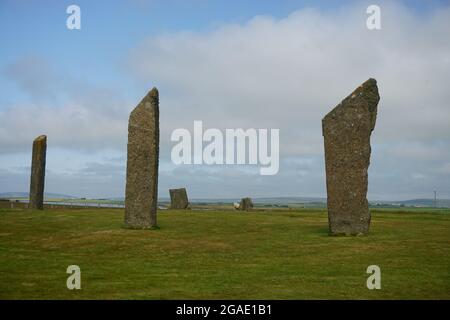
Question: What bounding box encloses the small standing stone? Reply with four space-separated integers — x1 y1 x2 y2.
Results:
322 78 379 235
29 135 47 210
124 88 160 228
239 197 253 211
169 188 190 209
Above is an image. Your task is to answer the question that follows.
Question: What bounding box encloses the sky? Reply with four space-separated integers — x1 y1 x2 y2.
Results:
0 0 449 200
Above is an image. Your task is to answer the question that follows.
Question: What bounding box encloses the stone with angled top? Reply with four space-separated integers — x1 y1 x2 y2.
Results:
322 78 380 235
125 88 160 228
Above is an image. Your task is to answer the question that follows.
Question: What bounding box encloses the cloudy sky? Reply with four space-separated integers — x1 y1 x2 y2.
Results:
0 0 449 200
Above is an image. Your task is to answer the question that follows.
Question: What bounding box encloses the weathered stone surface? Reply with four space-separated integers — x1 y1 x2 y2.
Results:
322 78 379 235
169 188 190 209
125 88 160 228
29 135 47 210
239 197 253 211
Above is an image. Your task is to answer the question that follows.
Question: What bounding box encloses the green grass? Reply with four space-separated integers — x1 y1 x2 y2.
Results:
0 207 449 299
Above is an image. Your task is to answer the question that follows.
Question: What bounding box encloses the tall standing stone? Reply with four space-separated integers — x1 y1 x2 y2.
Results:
169 188 190 209
29 135 47 210
322 78 379 235
125 88 160 228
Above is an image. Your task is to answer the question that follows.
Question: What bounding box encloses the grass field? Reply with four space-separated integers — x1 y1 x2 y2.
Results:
0 207 449 299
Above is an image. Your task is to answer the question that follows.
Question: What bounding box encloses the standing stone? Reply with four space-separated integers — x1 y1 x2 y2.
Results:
125 88 160 228
239 197 253 211
29 135 47 210
322 78 379 235
169 188 190 209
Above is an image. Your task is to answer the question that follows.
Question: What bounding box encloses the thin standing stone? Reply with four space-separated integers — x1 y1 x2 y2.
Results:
124 88 160 228
322 78 379 235
29 135 47 210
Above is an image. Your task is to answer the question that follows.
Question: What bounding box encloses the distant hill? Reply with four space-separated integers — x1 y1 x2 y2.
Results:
252 197 327 204
188 197 450 208
0 192 78 199
372 198 450 208
1 193 449 208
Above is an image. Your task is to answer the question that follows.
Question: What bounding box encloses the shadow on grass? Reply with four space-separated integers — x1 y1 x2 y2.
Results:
121 224 161 231
313 227 373 238
314 227 331 237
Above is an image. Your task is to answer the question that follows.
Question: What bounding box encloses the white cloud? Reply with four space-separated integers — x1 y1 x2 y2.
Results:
1 1 450 199
126 1 450 198
0 56 132 152
129 2 450 155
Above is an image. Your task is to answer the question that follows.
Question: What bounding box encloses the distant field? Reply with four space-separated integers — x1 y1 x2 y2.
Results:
0 207 449 299
4 196 449 210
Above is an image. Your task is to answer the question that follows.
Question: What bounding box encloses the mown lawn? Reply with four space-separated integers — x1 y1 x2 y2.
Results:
0 208 449 299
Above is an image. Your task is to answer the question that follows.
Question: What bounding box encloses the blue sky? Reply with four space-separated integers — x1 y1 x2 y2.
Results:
0 0 446 105
1 0 446 105
1 0 450 200
1 0 353 106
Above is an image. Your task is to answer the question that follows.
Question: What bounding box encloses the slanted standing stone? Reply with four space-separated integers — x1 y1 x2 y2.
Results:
125 88 160 228
322 78 379 235
239 197 253 211
169 188 190 209
29 135 47 210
